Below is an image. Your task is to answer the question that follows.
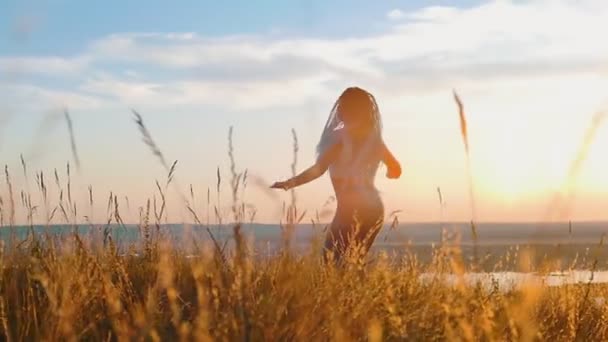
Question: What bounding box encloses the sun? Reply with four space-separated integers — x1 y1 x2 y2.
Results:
472 117 568 203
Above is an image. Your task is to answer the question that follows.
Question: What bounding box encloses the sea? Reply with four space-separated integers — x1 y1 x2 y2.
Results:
2 221 606 247
4 221 608 288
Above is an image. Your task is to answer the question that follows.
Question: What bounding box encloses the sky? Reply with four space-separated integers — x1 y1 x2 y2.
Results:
1 0 608 224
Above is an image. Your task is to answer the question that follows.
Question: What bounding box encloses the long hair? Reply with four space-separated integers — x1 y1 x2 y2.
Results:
316 87 382 158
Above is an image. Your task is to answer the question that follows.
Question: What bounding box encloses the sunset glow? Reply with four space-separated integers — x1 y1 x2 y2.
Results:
1 0 608 223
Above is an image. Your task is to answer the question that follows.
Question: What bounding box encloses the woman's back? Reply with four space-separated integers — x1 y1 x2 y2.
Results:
329 129 382 185
329 129 383 207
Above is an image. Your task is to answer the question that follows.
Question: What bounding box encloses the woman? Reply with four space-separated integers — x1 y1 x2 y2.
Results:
271 87 402 263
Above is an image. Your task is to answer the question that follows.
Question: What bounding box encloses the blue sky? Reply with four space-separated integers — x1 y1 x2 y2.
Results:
1 0 608 224
2 0 481 55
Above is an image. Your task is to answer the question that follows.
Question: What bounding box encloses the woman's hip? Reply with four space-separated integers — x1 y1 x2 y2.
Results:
333 201 383 226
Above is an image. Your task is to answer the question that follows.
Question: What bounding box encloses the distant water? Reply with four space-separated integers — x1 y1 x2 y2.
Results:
4 222 608 281
420 270 608 291
2 221 607 247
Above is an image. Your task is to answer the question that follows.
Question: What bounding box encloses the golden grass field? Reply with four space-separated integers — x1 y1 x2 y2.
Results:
2 219 608 341
1 158 608 341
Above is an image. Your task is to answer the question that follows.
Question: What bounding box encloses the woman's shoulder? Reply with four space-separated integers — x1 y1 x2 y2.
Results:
327 127 347 146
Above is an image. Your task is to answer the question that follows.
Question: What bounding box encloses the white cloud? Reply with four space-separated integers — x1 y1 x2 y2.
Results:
4 0 608 112
90 1 608 78
81 73 335 111
406 5 458 21
0 56 90 76
0 83 104 112
387 9 405 20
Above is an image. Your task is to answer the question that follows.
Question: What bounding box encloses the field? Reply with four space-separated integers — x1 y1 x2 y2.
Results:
0 112 607 341
3 226 608 341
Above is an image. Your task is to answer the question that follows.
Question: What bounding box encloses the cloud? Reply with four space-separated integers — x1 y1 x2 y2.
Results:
89 32 381 77
0 56 90 76
3 0 608 112
406 5 458 21
88 1 608 82
0 83 104 112
387 9 405 20
80 73 334 111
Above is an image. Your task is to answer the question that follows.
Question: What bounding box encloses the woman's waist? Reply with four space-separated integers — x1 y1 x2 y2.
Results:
331 176 377 189
333 185 382 208
335 198 384 219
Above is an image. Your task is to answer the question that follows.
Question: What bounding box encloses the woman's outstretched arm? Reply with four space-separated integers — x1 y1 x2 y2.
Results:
271 142 341 191
381 142 402 179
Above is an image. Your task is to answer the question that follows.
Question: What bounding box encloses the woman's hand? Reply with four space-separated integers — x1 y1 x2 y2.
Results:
381 143 402 180
270 180 292 191
386 162 402 179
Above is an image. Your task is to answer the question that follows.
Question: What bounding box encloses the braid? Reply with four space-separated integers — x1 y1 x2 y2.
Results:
366 90 382 136
316 86 383 157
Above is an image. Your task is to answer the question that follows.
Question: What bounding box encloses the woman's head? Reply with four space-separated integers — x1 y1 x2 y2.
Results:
336 87 381 137
317 86 382 156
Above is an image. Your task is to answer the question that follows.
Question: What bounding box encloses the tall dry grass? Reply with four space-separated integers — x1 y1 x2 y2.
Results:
453 90 479 265
2 213 608 340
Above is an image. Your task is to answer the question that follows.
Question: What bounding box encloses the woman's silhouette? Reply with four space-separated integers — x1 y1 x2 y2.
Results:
271 87 402 262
